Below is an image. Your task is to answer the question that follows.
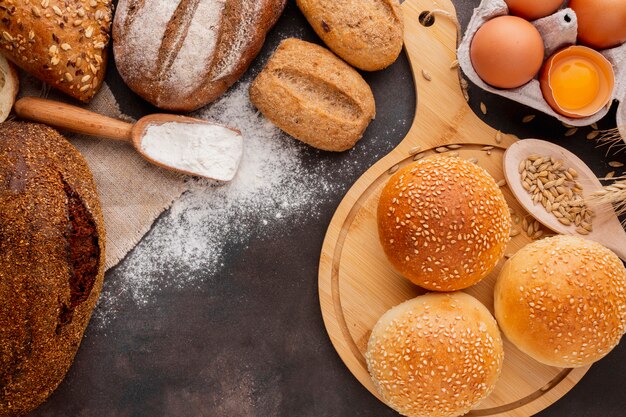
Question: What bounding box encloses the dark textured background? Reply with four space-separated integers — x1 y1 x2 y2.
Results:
30 1 626 416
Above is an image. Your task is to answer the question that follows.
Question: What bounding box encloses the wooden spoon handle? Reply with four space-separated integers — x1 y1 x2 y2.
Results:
14 97 133 142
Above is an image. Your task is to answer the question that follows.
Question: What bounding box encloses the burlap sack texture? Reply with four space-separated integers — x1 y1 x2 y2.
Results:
458 0 626 128
20 73 189 270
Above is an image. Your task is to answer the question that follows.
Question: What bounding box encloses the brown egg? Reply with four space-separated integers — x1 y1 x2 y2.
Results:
570 0 626 49
470 16 545 89
505 0 563 20
540 46 615 118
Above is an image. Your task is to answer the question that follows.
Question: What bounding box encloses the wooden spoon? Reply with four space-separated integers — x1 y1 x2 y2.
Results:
14 97 243 181
503 138 626 260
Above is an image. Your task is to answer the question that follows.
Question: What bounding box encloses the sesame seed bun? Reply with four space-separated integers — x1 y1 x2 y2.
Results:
377 157 511 291
366 293 504 417
494 235 626 368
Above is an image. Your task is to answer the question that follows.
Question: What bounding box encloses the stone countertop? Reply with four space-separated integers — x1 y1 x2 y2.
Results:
30 1 626 416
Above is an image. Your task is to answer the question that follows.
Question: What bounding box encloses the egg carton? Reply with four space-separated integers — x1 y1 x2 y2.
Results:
619 99 626 139
458 0 626 128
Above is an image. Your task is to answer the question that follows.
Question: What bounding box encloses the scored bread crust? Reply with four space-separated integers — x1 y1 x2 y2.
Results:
366 293 504 417
0 0 113 102
249 38 376 152
296 0 404 71
0 122 106 416
113 0 287 112
495 235 626 368
377 157 512 291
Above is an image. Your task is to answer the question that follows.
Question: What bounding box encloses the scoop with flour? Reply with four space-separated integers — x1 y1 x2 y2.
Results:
14 97 243 182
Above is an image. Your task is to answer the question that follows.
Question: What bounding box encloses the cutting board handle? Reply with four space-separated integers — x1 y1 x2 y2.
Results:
395 0 515 153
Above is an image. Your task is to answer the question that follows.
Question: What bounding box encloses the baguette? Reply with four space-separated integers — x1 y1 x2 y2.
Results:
296 0 404 71
0 122 105 416
250 38 376 152
113 0 287 112
0 1 113 102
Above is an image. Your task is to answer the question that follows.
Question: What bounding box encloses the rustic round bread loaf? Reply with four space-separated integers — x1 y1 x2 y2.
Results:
495 235 626 368
113 0 286 111
367 292 504 417
250 38 376 152
0 122 106 416
296 0 404 71
377 157 511 291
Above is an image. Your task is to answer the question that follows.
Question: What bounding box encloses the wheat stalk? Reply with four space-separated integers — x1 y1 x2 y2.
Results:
588 178 626 227
595 126 626 155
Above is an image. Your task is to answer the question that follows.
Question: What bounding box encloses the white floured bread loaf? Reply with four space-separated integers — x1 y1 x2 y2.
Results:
113 0 287 111
367 292 504 417
495 235 626 368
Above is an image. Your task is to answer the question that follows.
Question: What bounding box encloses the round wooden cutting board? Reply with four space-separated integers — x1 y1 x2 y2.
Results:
318 0 591 416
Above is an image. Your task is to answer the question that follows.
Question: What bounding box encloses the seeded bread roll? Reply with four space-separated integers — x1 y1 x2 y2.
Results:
113 0 287 111
296 0 404 71
495 236 626 368
0 0 112 102
0 122 105 416
250 38 376 152
367 292 504 417
377 157 511 291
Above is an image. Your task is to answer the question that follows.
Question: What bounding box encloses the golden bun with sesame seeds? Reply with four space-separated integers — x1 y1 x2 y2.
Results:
377 157 511 291
494 235 626 368
366 292 504 417
0 0 112 102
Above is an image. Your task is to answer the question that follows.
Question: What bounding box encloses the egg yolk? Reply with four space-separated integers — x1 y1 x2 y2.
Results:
550 59 600 111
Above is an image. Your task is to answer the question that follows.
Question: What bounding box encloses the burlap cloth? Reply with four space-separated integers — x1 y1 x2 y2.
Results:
20 74 189 270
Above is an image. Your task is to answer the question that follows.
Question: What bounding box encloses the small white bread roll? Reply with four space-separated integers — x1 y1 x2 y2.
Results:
0 54 18 123
366 292 504 417
495 235 626 368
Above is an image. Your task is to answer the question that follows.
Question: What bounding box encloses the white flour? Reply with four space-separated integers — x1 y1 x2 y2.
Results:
93 78 404 329
141 122 243 181
94 81 330 327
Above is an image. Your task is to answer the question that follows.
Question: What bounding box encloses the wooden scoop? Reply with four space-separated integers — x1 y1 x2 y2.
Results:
14 97 243 181
503 138 626 261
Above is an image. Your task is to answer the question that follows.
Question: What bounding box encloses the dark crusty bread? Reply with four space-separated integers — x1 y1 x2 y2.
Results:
0 0 113 102
0 122 105 417
113 0 287 111
296 0 404 71
249 38 376 152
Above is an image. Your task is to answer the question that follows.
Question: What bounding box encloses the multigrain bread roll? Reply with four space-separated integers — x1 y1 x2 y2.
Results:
367 293 504 417
113 0 287 111
296 0 404 71
0 0 113 102
377 157 511 291
250 38 376 152
0 122 105 416
495 236 626 368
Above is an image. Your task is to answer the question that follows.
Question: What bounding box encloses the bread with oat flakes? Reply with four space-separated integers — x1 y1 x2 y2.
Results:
0 0 113 102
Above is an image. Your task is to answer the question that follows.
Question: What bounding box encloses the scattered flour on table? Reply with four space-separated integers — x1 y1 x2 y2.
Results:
93 81 339 327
